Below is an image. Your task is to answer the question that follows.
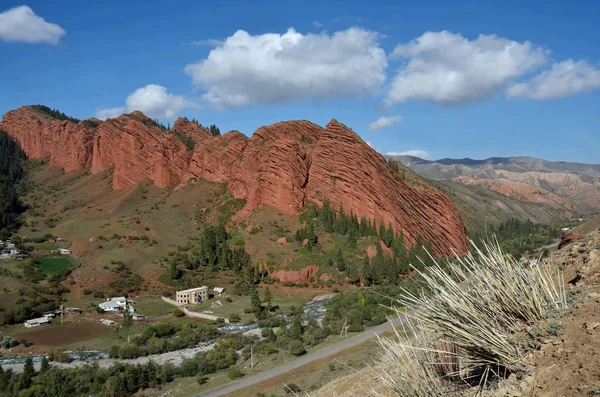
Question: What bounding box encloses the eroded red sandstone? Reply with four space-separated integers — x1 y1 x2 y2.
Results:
1 106 469 257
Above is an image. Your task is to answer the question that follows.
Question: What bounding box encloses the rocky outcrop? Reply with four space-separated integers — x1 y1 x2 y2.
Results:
559 230 585 249
1 106 470 256
306 120 469 257
270 265 320 284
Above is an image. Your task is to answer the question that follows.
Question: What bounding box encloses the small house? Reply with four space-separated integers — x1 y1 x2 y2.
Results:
213 287 227 296
99 296 127 312
25 317 50 328
131 313 144 321
58 248 71 255
100 319 115 326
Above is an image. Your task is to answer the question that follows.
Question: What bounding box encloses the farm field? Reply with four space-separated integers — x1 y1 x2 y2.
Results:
10 321 110 348
38 256 77 274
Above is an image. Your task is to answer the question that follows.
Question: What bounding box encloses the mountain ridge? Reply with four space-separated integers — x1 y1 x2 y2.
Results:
388 154 600 223
0 105 469 257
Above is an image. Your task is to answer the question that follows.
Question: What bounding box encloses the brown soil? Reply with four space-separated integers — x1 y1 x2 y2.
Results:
11 321 110 348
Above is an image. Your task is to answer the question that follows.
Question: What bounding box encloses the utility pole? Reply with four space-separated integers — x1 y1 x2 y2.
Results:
61 304 64 325
250 346 254 369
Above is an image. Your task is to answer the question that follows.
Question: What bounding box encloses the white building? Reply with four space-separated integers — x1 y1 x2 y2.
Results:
176 286 209 305
99 296 127 312
58 248 71 255
25 317 50 328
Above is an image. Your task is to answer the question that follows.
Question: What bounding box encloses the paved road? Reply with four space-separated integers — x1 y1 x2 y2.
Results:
196 314 408 397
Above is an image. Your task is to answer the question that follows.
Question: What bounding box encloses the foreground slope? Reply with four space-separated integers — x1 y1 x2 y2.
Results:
1 106 468 257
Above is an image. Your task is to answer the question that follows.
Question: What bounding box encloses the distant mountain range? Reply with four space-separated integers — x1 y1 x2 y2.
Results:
387 155 600 230
393 156 600 178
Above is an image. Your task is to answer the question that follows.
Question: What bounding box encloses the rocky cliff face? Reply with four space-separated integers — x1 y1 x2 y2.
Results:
1 106 469 256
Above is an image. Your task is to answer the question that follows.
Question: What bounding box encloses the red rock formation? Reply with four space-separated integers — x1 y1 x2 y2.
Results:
172 117 212 143
305 120 469 257
1 106 469 256
270 264 319 284
559 231 584 249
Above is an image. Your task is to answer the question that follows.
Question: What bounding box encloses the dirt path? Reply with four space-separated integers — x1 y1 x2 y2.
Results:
195 314 407 397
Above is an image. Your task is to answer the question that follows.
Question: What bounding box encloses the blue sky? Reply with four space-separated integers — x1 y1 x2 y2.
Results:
1 0 599 163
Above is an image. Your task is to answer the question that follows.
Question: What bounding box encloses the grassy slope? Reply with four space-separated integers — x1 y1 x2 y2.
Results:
6 163 365 309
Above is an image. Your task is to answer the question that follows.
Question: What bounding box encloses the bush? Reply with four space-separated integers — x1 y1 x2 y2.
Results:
225 297 233 303
227 367 245 380
229 313 241 323
347 323 364 332
83 289 92 295
288 340 306 356
286 383 301 393
173 309 185 317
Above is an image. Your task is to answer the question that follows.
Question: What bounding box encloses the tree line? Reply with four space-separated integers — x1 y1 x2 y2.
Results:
470 217 562 259
30 105 80 123
296 199 437 286
0 131 27 239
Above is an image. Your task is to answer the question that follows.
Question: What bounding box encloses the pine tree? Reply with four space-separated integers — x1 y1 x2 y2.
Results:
0 365 6 393
306 223 318 245
326 256 334 268
321 199 335 233
383 221 394 247
250 286 262 314
335 248 346 272
263 287 272 312
169 262 182 280
347 232 357 249
40 356 50 374
358 216 368 237
378 222 386 241
372 244 385 284
335 205 348 235
209 124 221 136
19 357 34 389
288 316 304 340
362 257 373 286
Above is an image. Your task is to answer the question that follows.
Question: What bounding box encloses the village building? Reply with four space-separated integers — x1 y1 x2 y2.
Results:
131 312 144 321
98 296 127 311
58 248 71 255
213 287 227 296
176 286 209 305
25 317 50 328
100 319 115 326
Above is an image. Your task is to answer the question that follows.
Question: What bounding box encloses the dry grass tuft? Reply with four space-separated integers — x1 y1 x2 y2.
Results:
374 239 567 395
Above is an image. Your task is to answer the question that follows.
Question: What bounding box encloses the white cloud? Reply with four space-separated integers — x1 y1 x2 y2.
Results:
387 150 429 159
0 5 65 44
368 115 402 130
96 107 125 120
386 31 547 106
366 141 374 148
312 21 324 28
184 27 387 108
508 59 600 100
190 39 223 46
96 84 197 120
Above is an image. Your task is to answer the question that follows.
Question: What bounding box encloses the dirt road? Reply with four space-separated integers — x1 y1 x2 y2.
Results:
196 314 407 397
